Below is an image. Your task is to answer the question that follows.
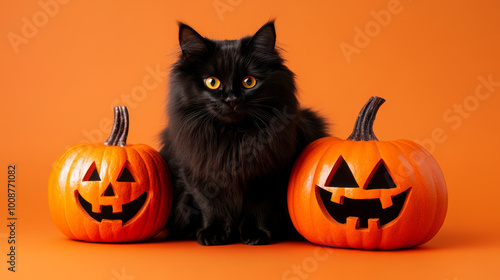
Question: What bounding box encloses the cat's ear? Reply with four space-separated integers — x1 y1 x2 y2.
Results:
178 22 208 58
248 21 276 52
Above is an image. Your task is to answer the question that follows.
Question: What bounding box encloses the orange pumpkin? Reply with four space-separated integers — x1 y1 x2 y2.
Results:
288 97 447 250
48 106 172 242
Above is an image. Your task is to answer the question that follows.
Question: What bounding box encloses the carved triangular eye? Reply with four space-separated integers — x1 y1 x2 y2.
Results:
83 162 101 182
366 160 396 190
117 166 135 182
102 184 116 197
326 156 359 188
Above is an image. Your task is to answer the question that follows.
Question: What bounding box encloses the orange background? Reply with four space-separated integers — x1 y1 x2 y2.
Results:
1 0 499 279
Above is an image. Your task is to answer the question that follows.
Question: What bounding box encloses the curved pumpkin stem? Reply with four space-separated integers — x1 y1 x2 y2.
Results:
347 96 385 141
105 106 129 146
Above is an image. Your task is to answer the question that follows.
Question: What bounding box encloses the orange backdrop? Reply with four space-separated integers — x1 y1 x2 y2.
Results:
1 0 499 279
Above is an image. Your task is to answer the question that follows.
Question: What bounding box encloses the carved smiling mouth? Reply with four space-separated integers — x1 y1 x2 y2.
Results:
76 191 148 224
316 186 410 229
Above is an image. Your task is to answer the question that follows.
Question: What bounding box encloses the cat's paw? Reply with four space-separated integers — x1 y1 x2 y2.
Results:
196 225 231 246
240 224 271 245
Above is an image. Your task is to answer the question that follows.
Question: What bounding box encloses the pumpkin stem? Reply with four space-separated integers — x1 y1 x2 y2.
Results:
105 106 129 146
347 96 385 141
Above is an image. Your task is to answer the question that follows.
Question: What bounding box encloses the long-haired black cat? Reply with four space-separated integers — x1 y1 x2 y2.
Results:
160 21 328 245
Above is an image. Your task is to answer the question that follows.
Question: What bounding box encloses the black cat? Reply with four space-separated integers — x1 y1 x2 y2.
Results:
159 21 328 245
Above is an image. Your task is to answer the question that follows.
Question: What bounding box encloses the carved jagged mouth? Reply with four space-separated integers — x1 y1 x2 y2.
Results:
316 187 410 229
76 191 148 224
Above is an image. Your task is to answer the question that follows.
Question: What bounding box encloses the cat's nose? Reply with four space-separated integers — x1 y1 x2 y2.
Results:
225 97 239 109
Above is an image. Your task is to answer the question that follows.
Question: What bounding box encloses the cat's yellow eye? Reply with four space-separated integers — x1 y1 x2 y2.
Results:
205 77 221 90
242 76 257 89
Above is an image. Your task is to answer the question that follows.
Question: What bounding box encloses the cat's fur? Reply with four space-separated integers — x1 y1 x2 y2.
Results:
159 21 328 245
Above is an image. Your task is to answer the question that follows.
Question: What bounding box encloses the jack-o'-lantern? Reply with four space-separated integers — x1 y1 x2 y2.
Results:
48 106 172 242
288 97 447 249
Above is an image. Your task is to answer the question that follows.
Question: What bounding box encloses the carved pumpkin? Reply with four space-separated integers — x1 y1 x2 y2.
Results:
48 106 172 242
288 97 447 250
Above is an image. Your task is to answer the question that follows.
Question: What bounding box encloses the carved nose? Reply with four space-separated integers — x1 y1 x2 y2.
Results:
225 96 239 108
102 184 116 197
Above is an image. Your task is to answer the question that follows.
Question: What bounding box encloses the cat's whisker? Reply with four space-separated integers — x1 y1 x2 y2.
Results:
248 112 275 135
247 96 275 102
250 116 268 135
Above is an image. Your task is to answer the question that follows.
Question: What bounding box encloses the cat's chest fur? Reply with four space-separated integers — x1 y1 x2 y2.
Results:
166 114 299 186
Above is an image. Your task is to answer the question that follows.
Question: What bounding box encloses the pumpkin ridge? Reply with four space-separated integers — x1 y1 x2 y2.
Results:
390 140 434 247
125 147 150 240
91 146 109 242
140 146 172 231
288 138 326 240
137 148 160 240
64 146 95 240
293 145 318 238
313 139 350 246
50 145 82 239
403 141 447 246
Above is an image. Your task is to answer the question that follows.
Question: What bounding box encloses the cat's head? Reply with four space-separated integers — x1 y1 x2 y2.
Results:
168 21 298 124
